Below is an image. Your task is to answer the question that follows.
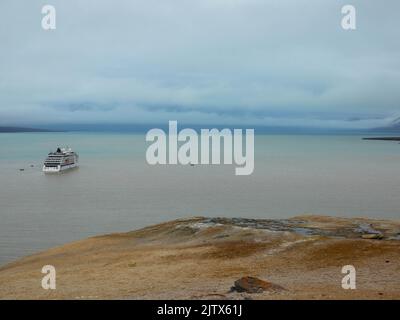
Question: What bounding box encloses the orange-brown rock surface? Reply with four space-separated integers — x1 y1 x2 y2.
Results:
0 215 399 299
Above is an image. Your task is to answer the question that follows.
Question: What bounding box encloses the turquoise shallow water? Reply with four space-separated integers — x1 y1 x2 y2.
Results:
0 132 400 265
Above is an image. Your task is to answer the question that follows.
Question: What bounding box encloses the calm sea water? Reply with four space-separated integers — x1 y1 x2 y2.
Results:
1 132 400 265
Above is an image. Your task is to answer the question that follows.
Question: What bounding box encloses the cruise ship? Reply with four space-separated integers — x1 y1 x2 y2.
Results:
43 147 79 173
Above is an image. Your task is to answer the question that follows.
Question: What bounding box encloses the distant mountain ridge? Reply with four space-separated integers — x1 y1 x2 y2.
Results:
368 117 400 133
386 118 400 131
392 117 400 128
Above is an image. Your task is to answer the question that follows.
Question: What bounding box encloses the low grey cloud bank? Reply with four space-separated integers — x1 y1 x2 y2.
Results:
0 0 399 128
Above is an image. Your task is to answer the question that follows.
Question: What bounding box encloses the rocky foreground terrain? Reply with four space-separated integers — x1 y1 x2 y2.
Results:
0 215 399 299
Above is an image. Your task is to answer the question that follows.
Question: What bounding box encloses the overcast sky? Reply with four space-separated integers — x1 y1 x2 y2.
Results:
0 0 399 129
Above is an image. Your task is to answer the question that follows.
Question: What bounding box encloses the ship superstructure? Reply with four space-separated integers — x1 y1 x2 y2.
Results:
43 147 79 173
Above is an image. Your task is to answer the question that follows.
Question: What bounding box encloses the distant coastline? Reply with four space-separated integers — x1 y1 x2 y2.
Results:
1 123 399 134
363 137 400 141
0 126 56 133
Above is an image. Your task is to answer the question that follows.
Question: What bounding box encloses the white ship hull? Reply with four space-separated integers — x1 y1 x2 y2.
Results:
42 163 78 173
42 147 79 173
